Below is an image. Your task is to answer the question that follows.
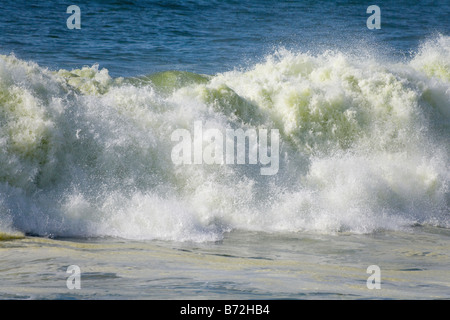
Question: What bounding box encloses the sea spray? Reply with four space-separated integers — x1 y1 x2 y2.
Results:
0 36 448 241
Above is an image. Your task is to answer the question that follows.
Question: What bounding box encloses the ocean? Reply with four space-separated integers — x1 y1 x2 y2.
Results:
0 0 449 300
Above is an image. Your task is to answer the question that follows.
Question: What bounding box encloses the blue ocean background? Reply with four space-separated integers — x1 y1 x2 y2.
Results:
1 0 449 77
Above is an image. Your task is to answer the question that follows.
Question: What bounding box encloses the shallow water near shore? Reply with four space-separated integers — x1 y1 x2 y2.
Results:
1 226 449 299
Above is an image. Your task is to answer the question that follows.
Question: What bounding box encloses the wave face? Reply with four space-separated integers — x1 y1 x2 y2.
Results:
0 36 449 241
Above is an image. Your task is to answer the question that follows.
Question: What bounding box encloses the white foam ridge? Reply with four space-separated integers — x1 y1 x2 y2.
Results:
0 35 449 241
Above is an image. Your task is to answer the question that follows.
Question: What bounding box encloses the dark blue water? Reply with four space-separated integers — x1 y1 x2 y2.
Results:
0 0 449 76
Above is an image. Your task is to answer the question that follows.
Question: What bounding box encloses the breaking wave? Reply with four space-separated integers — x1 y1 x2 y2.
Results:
0 35 449 241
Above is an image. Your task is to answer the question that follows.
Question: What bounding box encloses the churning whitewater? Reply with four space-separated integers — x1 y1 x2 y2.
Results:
0 36 449 242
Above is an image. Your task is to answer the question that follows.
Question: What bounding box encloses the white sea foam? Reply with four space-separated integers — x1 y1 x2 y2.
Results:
0 36 449 241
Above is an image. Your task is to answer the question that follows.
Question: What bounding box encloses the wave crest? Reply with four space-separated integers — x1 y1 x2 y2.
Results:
1 36 449 241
